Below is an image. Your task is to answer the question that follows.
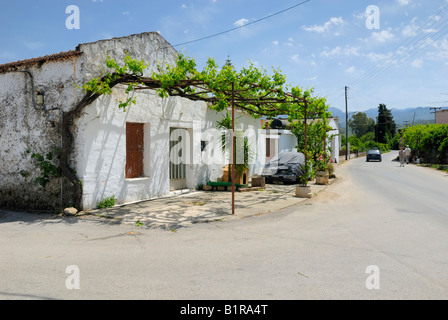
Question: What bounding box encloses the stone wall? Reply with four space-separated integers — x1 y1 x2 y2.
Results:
0 32 178 210
0 57 82 210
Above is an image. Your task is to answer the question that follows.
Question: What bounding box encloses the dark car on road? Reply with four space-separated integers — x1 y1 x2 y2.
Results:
366 149 382 162
261 152 307 184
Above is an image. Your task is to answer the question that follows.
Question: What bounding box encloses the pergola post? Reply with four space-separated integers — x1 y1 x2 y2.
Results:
231 82 236 215
304 100 308 181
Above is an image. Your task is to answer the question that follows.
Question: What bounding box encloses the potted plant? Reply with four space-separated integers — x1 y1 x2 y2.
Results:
327 156 336 178
315 154 329 185
217 112 253 186
296 159 312 198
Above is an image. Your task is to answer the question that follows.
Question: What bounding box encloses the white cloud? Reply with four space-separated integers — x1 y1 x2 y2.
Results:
397 0 411 5
284 37 295 46
346 66 356 73
302 17 344 33
272 40 279 46
371 29 394 42
411 58 423 67
426 38 448 64
353 11 368 20
321 46 360 57
290 54 300 63
365 52 393 62
234 18 249 27
402 18 419 37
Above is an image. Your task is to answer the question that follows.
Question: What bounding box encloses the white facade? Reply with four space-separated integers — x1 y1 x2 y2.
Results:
328 117 341 164
75 88 262 209
0 32 263 210
265 117 340 164
265 129 298 162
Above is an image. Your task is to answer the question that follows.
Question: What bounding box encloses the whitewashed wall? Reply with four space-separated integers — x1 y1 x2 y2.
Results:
0 32 179 210
328 118 340 164
75 88 263 209
0 32 264 210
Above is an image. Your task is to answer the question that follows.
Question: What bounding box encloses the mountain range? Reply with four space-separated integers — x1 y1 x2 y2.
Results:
329 107 436 132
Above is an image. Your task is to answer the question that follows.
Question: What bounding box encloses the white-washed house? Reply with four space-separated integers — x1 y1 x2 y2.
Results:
263 117 341 164
0 32 264 211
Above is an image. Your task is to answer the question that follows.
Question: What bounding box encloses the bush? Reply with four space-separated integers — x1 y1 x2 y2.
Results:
402 124 448 163
347 133 390 154
97 196 116 209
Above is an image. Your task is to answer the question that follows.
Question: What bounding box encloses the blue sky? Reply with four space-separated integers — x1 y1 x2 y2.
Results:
1 0 448 112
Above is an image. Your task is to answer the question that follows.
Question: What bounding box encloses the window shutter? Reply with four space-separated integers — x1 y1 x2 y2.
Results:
126 123 144 179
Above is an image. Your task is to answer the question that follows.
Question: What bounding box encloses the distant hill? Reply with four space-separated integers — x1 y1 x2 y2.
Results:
329 106 435 133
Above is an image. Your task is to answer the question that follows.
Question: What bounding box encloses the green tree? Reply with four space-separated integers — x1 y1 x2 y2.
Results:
402 124 448 163
375 104 396 144
348 112 375 138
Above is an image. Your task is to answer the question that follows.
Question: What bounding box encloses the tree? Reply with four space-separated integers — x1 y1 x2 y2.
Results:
375 104 396 144
348 112 375 138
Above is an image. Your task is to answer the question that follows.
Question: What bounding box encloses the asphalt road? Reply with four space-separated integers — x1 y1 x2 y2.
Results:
0 151 447 301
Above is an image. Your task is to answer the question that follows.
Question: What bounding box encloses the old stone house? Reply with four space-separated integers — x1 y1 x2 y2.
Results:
0 32 264 211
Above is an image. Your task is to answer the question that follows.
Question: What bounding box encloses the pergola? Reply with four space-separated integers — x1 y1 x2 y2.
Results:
61 62 315 212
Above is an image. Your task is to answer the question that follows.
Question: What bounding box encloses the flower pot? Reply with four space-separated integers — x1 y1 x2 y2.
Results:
316 171 329 185
222 165 249 185
296 186 312 198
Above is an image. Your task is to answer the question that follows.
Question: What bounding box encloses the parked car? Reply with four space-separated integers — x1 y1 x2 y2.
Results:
261 152 307 184
366 149 382 162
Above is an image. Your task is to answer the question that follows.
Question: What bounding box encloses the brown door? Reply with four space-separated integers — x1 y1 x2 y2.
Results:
126 123 144 179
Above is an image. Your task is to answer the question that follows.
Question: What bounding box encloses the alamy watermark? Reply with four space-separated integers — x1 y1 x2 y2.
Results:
167 127 283 167
66 5 80 30
365 265 380 290
365 5 380 30
66 265 80 290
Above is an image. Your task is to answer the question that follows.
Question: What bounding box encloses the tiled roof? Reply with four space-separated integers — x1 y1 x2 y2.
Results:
0 50 81 73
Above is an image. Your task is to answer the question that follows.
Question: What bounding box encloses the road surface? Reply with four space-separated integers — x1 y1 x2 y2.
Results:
0 151 447 300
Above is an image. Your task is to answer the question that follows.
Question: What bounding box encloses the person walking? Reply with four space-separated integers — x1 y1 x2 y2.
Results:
405 145 412 164
399 147 405 167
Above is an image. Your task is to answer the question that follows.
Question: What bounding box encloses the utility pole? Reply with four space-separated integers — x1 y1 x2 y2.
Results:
403 120 410 128
345 86 349 160
430 107 442 124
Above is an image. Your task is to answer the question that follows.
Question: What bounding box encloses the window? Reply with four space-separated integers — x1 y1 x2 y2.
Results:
126 123 144 179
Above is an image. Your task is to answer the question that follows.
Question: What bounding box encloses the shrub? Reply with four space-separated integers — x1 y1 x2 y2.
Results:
402 124 448 163
97 196 116 209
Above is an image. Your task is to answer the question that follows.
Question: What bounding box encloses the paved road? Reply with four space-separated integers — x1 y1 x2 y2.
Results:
0 151 447 300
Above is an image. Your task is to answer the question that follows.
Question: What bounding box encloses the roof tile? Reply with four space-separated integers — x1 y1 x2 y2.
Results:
0 50 81 73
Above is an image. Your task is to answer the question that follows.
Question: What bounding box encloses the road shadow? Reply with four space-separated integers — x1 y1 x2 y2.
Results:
0 209 70 226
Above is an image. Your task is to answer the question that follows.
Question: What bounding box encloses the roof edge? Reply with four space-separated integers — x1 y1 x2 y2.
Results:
0 50 81 73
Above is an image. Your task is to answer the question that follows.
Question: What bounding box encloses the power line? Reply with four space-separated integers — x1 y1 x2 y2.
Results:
354 16 448 94
171 0 312 48
350 3 448 91
349 3 448 97
430 107 442 123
